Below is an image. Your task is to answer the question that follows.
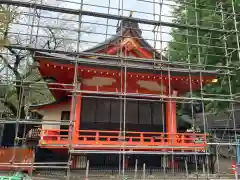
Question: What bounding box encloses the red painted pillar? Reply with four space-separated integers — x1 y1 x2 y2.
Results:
73 94 82 144
166 100 177 143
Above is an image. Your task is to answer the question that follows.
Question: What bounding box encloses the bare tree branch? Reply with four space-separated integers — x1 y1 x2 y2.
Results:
47 27 57 50
0 53 23 113
6 46 25 70
0 65 5 73
42 26 58 50
0 54 16 73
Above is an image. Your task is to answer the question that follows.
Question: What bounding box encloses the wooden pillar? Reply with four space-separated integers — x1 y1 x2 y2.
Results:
166 101 177 135
166 91 177 143
73 94 82 144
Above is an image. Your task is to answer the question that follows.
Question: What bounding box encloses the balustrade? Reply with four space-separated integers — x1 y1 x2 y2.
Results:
39 129 207 151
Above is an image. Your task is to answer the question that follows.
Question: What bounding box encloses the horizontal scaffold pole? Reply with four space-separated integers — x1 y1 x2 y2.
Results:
2 44 234 72
69 150 210 155
0 0 235 34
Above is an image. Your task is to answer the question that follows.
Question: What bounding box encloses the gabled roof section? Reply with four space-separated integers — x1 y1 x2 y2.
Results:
84 19 166 60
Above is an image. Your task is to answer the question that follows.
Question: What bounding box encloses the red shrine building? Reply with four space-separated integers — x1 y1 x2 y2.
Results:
29 19 216 170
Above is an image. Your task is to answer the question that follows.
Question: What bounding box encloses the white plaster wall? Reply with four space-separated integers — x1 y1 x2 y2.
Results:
39 103 70 129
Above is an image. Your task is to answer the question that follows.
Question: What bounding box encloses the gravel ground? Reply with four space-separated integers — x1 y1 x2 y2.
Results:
0 170 237 180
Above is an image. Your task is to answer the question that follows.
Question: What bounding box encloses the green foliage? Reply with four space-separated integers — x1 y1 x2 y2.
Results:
169 0 240 113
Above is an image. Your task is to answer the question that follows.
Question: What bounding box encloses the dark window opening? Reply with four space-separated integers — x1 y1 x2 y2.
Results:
80 97 165 132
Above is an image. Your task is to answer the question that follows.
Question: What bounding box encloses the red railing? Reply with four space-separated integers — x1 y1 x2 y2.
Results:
39 129 207 150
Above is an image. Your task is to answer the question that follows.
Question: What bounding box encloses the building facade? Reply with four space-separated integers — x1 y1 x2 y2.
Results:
2 19 217 172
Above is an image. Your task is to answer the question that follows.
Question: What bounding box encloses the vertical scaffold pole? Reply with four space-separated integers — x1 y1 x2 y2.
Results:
235 138 240 180
85 160 90 180
134 159 138 180
185 159 189 177
142 163 146 180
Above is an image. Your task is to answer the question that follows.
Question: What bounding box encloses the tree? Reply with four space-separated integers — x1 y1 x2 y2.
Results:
0 2 96 146
0 5 54 146
168 0 240 115
0 7 51 112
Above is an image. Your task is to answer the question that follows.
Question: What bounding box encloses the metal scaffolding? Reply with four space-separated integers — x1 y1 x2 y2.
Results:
0 0 240 179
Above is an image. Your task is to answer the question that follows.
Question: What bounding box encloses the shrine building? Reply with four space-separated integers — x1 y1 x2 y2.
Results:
30 19 217 170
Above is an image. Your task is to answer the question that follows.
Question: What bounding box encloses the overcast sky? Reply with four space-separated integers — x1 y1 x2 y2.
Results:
11 0 174 52
60 0 174 51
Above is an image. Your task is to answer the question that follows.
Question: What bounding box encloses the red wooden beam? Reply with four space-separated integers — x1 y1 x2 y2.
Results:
166 100 177 143
73 94 82 144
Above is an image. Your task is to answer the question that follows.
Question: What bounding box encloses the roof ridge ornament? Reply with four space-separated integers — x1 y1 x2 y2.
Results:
116 11 142 35
129 10 133 17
